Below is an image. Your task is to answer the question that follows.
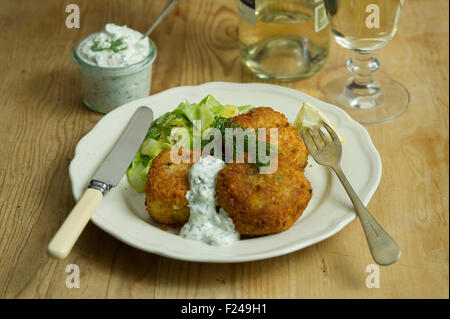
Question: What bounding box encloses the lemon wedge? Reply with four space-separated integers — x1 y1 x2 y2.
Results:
222 104 240 118
294 102 344 143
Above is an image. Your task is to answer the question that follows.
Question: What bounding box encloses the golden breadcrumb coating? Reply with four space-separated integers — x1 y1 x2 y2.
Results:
145 149 192 225
231 107 308 170
216 155 312 236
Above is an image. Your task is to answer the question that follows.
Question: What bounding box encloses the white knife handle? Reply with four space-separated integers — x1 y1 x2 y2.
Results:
47 188 103 259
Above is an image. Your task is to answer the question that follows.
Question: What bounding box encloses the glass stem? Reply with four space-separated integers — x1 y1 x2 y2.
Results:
347 52 379 88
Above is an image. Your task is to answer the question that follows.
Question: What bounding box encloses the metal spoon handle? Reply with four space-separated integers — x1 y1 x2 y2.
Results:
333 166 401 266
143 0 180 38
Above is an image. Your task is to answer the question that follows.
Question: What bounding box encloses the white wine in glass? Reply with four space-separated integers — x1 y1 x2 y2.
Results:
317 0 409 125
238 0 330 80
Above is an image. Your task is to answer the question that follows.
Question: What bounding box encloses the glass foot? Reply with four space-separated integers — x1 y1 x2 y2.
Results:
317 70 410 125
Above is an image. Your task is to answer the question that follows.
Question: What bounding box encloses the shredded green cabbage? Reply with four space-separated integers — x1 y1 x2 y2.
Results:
126 95 255 192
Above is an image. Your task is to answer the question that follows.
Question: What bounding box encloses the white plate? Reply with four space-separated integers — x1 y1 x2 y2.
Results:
69 82 382 263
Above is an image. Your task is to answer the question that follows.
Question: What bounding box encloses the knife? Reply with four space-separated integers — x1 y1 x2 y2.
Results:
47 106 153 259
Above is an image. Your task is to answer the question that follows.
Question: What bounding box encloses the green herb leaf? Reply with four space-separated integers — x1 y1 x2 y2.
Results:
90 38 128 52
207 117 280 168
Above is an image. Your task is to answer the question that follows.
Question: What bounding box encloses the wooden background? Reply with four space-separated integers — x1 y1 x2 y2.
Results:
0 0 448 298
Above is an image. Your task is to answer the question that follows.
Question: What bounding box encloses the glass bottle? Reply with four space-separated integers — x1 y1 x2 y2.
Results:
238 0 330 81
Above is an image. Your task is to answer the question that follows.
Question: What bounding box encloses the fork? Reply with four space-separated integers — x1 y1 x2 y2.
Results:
300 121 401 266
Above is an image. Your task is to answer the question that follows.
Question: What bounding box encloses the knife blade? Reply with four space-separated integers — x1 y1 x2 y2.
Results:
92 106 153 188
47 106 153 259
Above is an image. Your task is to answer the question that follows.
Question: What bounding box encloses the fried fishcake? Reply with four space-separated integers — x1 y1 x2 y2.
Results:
231 107 308 170
232 106 290 129
274 126 309 170
216 155 312 236
145 149 192 225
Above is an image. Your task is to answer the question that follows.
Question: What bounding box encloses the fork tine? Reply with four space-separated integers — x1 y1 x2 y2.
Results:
300 129 316 151
321 121 339 142
309 127 324 148
317 127 331 144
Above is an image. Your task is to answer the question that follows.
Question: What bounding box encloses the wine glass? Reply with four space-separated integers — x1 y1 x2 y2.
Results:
317 0 409 125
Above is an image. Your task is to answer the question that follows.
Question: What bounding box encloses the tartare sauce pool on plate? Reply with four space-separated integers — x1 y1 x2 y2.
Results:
180 156 240 246
72 23 157 114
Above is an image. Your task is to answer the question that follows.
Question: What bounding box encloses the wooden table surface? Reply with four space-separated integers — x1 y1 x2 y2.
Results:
0 0 448 299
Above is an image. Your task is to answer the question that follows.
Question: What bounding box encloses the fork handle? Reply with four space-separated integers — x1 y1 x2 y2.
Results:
333 166 401 266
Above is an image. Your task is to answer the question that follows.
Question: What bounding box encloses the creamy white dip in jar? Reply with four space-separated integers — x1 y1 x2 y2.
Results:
72 24 157 114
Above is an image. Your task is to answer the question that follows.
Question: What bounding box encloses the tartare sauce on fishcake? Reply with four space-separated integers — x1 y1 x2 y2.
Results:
180 156 240 246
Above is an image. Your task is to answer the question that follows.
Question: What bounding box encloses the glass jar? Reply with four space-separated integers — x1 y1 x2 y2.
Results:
72 37 157 114
239 0 330 81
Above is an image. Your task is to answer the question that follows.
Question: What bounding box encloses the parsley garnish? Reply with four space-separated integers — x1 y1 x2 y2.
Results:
203 117 280 168
91 38 127 53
